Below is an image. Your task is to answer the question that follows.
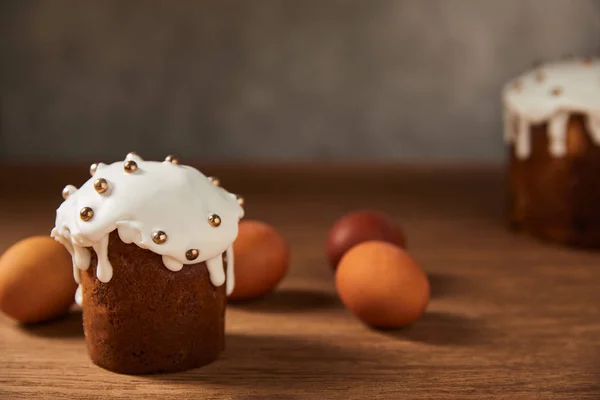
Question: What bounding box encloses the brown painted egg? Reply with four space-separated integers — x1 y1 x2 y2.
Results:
230 220 290 301
0 236 76 324
327 210 406 269
336 241 429 328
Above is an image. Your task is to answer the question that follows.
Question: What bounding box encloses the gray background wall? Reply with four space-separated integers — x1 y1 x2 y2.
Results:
1 0 600 163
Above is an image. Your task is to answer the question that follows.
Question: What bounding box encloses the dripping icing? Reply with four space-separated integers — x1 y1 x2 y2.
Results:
586 114 600 144
547 112 569 157
515 117 531 159
205 255 226 288
75 286 83 306
503 58 600 159
225 245 234 296
51 154 244 303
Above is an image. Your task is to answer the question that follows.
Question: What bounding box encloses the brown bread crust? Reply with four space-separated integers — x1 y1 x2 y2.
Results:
80 231 226 374
508 114 600 247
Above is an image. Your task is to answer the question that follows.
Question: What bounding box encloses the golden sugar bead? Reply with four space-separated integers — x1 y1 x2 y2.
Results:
208 214 222 227
90 163 98 176
80 207 94 222
186 249 199 261
165 155 179 164
208 176 220 186
124 160 139 173
62 185 76 200
94 178 109 194
152 231 167 244
550 87 563 96
583 57 593 66
236 195 245 207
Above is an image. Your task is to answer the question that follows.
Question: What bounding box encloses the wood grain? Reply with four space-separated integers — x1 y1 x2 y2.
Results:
1 164 599 399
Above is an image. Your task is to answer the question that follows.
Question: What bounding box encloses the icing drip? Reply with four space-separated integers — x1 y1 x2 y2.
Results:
73 246 91 272
225 245 234 295
586 114 600 145
547 112 569 157
205 255 226 287
75 286 83 306
515 117 531 159
92 235 112 283
162 255 183 272
51 154 244 303
503 58 600 159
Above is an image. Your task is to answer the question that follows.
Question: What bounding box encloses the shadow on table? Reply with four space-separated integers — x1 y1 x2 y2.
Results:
427 273 467 299
146 333 371 387
147 313 489 387
229 288 342 313
380 311 489 347
18 310 83 338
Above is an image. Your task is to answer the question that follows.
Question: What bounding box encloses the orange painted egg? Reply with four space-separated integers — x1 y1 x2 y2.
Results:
0 236 76 324
230 220 290 301
336 241 429 328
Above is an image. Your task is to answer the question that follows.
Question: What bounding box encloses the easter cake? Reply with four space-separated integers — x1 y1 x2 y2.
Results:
51 153 244 374
503 58 600 247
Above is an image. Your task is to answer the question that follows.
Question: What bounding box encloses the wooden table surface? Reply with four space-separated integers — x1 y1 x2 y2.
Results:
1 164 599 399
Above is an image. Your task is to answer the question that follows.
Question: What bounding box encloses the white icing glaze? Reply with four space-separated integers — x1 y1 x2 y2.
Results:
547 111 569 157
587 114 600 143
516 117 531 159
225 245 234 295
503 58 600 159
75 285 83 306
51 154 244 305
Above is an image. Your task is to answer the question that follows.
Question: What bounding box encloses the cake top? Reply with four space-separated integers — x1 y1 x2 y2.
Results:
51 153 244 301
503 58 600 122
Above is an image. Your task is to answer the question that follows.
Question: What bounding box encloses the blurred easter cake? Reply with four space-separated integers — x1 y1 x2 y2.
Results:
503 57 600 247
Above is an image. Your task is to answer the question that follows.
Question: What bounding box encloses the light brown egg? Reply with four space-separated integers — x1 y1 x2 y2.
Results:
336 241 429 328
230 220 290 301
0 236 76 324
